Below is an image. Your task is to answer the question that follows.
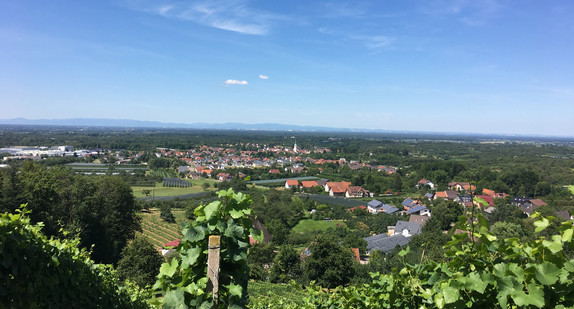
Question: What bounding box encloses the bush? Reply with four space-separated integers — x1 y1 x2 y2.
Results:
0 206 150 308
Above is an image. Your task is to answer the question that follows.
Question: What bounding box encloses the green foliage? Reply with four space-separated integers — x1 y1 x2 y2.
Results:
269 245 303 283
117 235 164 288
247 281 306 309
301 213 574 308
154 189 253 308
247 242 276 281
0 163 141 264
160 203 176 223
0 206 150 308
304 234 357 288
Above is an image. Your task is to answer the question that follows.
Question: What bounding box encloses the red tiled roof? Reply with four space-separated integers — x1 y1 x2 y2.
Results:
435 191 448 198
475 195 494 206
482 189 495 197
349 205 367 212
301 181 319 188
347 186 365 195
529 199 547 207
163 239 181 248
286 179 299 186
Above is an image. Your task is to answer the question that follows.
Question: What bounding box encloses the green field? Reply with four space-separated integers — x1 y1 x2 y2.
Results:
132 181 216 198
291 219 346 233
569 185 574 194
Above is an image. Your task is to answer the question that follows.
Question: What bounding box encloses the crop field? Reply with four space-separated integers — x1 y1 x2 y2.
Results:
163 177 192 187
66 163 149 174
139 209 187 248
291 219 346 234
132 182 208 198
149 169 177 179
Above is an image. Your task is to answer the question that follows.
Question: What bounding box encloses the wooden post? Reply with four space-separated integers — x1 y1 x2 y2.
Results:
208 235 221 305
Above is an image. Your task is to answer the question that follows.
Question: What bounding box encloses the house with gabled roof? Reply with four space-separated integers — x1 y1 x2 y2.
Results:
394 220 422 236
285 179 299 189
364 234 411 254
300 180 319 188
380 204 399 214
409 215 430 226
346 186 368 198
417 179 435 190
325 181 352 196
407 205 430 216
434 190 458 201
519 199 548 216
401 198 424 210
473 195 495 209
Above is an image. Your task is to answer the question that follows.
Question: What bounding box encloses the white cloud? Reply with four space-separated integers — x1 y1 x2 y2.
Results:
422 0 503 26
125 0 281 35
259 75 269 80
320 2 367 18
319 28 395 51
225 79 248 85
352 35 395 49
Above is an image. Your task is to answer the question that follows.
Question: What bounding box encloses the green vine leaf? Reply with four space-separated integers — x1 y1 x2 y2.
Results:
562 228 573 243
204 201 219 221
160 258 179 278
163 290 187 309
227 284 243 297
535 262 560 285
533 217 549 233
182 247 201 266
441 285 459 304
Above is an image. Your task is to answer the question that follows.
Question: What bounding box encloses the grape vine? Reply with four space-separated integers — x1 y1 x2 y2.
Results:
154 189 254 308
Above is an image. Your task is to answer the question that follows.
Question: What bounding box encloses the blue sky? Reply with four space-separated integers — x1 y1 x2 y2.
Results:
1 1 573 136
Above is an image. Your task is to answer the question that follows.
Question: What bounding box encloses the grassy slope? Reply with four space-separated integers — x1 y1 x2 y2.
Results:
291 219 346 233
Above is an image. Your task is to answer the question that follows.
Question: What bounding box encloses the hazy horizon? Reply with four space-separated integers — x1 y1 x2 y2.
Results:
1 1 573 136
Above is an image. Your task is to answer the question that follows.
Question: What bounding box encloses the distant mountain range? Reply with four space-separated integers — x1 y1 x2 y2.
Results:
0 117 381 133
1 118 572 140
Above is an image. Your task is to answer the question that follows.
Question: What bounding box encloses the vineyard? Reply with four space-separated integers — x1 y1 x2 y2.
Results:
163 177 192 187
139 209 186 248
149 169 177 179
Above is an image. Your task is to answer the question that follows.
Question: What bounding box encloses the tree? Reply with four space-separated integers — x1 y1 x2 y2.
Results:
490 221 526 240
117 236 164 288
304 234 356 288
269 245 303 283
266 219 289 245
247 242 275 281
87 176 141 264
160 203 175 223
202 182 210 191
